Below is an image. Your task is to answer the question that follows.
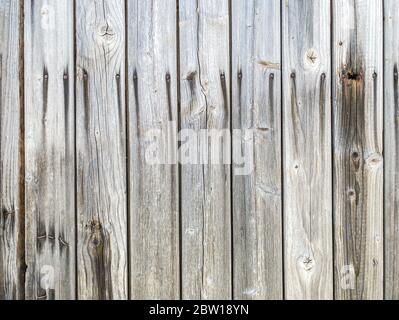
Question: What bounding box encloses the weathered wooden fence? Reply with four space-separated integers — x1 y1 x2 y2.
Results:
0 0 398 300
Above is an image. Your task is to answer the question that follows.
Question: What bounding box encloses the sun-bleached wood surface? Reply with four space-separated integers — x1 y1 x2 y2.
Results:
0 0 398 300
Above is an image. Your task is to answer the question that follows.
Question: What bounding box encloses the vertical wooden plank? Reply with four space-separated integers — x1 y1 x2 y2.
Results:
76 0 127 300
333 0 383 300
282 0 333 299
179 0 231 299
24 0 75 300
385 0 399 300
0 0 24 300
232 0 282 300
128 0 179 299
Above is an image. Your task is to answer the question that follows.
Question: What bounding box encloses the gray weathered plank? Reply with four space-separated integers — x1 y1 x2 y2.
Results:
76 0 127 300
333 0 383 300
24 0 75 300
128 0 179 299
282 0 333 300
232 0 282 300
385 0 399 300
0 0 24 300
179 0 231 299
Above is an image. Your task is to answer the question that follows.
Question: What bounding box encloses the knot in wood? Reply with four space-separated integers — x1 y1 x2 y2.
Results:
185 71 196 81
342 68 362 83
365 153 383 169
98 23 114 37
347 188 356 200
304 48 320 69
86 220 102 232
299 255 315 271
2 207 15 218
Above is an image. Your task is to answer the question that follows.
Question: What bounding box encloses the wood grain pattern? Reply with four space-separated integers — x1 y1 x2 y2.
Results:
128 0 179 299
333 0 383 300
0 0 24 300
232 0 282 300
76 0 127 300
179 0 231 299
24 0 75 300
282 0 333 300
1 0 398 301
385 0 399 300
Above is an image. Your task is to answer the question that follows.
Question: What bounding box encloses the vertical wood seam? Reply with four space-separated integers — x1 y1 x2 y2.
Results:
176 0 183 301
331 0 336 300
124 0 131 301
19 0 26 300
228 0 233 300
280 0 285 300
73 0 78 300
382 0 385 301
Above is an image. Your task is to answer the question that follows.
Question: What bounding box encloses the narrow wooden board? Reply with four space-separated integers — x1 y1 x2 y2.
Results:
385 0 399 300
127 0 179 299
282 0 333 300
24 0 75 300
232 0 283 300
333 0 383 300
179 0 231 299
76 0 127 300
0 0 24 300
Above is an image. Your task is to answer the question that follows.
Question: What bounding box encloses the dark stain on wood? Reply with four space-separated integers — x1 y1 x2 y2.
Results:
392 66 399 276
342 69 362 82
63 69 70 167
115 72 123 129
1 207 15 232
30 0 35 30
165 72 176 213
237 69 242 129
165 72 172 121
82 69 90 131
339 58 367 298
36 220 46 253
43 67 49 124
133 70 140 127
186 70 196 94
268 73 275 128
290 72 300 156
394 65 398 109
186 71 196 114
352 151 361 171
48 223 55 252
319 73 326 149
0 55 2 211
220 71 228 129
86 220 113 300
133 69 142 200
